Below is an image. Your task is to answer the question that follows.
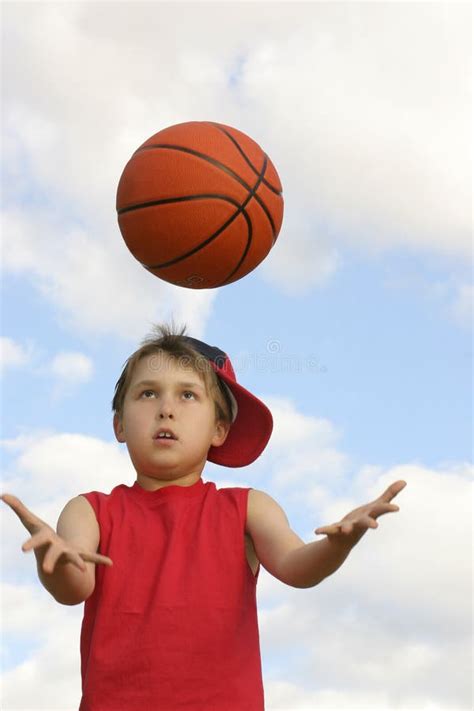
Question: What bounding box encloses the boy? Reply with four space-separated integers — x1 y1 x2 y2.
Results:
2 325 406 710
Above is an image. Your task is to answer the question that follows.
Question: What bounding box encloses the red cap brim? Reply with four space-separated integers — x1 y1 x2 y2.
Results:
207 367 273 468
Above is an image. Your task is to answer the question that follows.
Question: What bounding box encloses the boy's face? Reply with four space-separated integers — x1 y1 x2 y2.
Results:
113 352 229 488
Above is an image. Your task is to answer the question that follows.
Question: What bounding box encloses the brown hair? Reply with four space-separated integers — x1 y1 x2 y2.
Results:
112 323 233 425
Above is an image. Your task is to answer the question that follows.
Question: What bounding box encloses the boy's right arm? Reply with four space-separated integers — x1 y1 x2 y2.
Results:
1 494 113 606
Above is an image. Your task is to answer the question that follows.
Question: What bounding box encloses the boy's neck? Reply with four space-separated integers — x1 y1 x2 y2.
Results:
135 471 203 492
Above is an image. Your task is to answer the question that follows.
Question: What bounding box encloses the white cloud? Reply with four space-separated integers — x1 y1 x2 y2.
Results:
264 679 447 711
46 351 94 402
1 583 82 710
2 432 134 504
50 351 93 382
1 207 216 341
256 463 472 711
261 203 342 294
260 396 350 500
239 3 471 263
1 1 470 331
0 338 33 374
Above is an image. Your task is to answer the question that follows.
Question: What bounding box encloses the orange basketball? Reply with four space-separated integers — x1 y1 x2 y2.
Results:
116 121 284 289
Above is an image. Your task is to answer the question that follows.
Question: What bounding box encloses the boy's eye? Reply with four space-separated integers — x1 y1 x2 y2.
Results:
139 390 196 400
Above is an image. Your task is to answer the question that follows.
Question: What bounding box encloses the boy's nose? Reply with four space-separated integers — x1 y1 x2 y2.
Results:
157 399 174 419
159 410 174 419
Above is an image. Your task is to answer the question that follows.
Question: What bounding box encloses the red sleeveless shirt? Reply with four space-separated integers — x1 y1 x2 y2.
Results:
78 479 264 710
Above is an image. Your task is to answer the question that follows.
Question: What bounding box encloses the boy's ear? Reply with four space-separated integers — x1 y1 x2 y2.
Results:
113 413 126 443
211 420 231 448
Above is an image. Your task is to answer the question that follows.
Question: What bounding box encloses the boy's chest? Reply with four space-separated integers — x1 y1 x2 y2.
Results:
96 503 259 610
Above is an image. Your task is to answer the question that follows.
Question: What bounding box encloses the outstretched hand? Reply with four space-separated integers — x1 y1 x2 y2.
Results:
315 480 407 548
1 493 113 575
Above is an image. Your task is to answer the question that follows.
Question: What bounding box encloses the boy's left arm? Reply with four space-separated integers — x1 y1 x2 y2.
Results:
246 480 406 589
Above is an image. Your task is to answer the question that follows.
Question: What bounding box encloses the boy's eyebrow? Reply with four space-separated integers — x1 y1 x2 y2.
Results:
131 379 205 391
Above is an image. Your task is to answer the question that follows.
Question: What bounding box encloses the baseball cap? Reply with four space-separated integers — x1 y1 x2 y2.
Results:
182 336 273 468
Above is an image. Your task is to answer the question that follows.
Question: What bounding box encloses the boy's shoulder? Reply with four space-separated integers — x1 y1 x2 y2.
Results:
79 483 128 499
78 484 130 514
245 488 291 528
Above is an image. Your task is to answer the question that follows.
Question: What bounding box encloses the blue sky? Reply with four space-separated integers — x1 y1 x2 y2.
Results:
1 3 472 710
3 249 470 469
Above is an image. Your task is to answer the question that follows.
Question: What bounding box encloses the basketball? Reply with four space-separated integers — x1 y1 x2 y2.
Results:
116 121 284 289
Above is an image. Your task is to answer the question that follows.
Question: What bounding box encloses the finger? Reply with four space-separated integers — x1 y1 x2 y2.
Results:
317 522 355 537
379 480 407 503
315 524 341 536
22 529 54 552
1 494 44 531
369 502 400 519
349 516 377 531
81 552 113 567
380 503 399 514
43 547 87 574
69 552 87 573
42 546 61 575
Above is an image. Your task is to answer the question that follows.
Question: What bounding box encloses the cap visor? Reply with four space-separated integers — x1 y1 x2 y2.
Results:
207 374 273 468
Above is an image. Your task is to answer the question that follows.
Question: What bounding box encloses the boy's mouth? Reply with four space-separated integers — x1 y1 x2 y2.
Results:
153 428 178 440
